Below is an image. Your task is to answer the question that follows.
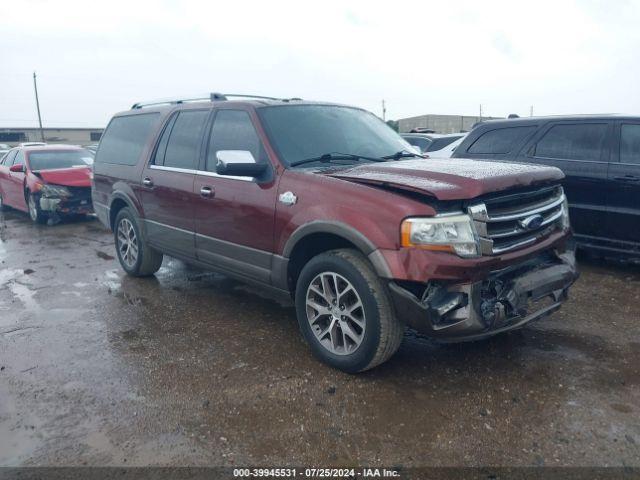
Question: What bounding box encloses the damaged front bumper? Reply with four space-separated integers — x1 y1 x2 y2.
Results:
39 194 93 215
388 248 578 342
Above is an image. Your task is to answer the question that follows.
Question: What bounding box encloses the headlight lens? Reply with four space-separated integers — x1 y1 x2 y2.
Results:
39 184 71 198
401 215 479 257
561 197 570 230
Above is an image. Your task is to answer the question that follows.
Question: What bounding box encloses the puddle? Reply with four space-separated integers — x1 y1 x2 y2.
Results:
8 282 40 312
0 268 24 287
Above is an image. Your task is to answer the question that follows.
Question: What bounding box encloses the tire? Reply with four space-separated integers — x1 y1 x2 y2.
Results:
0 191 8 211
295 249 404 373
28 193 47 224
114 207 163 277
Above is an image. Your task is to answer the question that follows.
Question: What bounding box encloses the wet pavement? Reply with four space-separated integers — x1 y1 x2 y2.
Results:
0 208 639 468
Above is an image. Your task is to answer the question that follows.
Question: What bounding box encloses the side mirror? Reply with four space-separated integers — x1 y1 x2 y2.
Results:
10 164 25 173
216 150 267 177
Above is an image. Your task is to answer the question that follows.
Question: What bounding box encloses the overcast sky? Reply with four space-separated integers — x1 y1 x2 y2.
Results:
2 0 640 127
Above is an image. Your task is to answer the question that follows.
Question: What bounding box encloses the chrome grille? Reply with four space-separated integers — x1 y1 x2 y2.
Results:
469 186 566 255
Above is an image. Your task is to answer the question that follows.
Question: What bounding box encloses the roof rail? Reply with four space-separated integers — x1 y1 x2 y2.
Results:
131 93 302 109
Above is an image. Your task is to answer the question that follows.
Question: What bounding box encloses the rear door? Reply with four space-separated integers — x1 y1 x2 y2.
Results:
6 150 28 211
139 109 209 256
193 108 278 284
0 150 18 206
517 121 612 240
606 121 640 246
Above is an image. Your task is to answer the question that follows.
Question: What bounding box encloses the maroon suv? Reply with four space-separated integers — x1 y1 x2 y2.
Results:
92 94 577 373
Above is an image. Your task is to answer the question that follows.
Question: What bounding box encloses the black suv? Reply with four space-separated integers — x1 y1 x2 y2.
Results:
453 115 640 258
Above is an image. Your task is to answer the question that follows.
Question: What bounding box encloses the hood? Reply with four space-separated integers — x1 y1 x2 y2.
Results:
34 167 92 188
325 158 564 201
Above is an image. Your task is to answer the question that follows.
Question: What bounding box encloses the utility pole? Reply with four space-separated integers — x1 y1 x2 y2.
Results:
33 71 45 142
479 104 483 121
530 105 534 117
382 99 386 121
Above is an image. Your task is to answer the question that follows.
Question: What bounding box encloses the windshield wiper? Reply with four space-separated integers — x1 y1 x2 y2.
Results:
381 150 426 160
290 152 387 167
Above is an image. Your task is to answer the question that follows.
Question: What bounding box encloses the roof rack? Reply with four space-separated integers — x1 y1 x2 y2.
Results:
131 93 303 109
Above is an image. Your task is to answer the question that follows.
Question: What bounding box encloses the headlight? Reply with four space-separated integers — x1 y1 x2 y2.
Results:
38 184 71 198
561 196 570 230
401 214 479 257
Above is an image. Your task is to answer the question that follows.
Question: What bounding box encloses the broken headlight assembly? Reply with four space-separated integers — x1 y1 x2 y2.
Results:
401 214 479 258
35 183 71 198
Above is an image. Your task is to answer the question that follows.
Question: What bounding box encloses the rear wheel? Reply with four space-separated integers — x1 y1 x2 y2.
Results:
295 249 404 373
114 207 163 277
28 193 47 224
0 192 7 211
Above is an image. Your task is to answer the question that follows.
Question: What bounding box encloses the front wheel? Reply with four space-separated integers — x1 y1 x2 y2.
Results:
114 207 163 277
0 191 8 211
28 193 47 224
295 249 404 373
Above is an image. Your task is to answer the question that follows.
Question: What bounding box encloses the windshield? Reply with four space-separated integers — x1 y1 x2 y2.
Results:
28 150 93 170
259 105 415 167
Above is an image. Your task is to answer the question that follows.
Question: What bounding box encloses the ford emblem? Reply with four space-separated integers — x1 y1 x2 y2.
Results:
519 214 544 231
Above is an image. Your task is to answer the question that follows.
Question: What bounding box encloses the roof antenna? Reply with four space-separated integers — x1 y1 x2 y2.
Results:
210 92 228 101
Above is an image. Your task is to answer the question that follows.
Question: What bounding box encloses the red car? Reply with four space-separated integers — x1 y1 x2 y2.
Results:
0 145 94 224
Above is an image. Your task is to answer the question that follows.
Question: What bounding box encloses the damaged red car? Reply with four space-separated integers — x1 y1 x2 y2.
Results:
0 145 94 224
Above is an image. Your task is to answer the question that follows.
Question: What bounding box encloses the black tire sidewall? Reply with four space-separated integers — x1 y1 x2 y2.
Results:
295 253 383 373
114 208 144 275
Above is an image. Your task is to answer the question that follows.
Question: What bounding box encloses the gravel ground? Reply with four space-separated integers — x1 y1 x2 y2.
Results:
0 209 638 468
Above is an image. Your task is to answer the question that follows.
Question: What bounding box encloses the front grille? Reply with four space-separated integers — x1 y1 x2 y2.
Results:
65 186 92 200
62 186 92 208
469 186 565 255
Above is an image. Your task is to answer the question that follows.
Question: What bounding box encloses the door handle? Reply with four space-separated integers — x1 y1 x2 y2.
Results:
200 186 215 198
613 175 640 182
142 177 154 187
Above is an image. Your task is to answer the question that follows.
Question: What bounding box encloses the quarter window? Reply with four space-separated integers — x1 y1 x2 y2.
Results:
160 110 209 170
3 150 17 166
468 126 536 155
535 123 608 161
620 124 640 165
95 113 159 166
14 150 25 167
206 110 263 171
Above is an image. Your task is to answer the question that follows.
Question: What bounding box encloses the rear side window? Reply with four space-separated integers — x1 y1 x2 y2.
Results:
468 126 536 155
427 135 464 152
158 110 209 170
206 110 262 171
535 123 607 161
620 124 640 165
95 113 159 166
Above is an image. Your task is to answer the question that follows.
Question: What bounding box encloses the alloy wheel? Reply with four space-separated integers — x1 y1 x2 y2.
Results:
305 271 366 355
117 218 139 268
